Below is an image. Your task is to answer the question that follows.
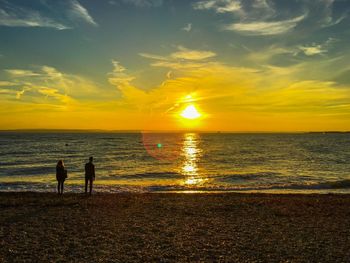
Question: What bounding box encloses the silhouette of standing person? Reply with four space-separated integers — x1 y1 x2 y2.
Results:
56 160 67 194
85 156 95 195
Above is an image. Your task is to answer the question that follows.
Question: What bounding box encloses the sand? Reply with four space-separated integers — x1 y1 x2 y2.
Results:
0 192 350 262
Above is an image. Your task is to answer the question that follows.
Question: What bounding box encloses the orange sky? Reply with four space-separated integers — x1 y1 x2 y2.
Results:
1 0 350 131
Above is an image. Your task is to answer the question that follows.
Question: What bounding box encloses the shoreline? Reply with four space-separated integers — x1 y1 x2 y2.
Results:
1 190 350 195
1 192 350 262
1 179 350 195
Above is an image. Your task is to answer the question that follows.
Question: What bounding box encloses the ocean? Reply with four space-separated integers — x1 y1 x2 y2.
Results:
0 132 350 193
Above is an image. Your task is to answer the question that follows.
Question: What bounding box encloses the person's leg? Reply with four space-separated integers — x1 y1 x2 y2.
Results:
89 179 93 195
61 181 64 194
59 181 62 194
85 178 88 194
57 181 60 194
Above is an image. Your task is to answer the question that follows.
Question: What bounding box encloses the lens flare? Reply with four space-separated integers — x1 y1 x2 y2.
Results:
142 133 183 161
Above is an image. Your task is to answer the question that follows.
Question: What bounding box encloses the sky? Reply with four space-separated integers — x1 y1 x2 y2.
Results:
0 0 350 131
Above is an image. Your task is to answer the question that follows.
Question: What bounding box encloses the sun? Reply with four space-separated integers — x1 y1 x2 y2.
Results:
181 105 201 120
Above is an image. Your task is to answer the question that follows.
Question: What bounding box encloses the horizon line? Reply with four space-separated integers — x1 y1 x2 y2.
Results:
0 129 349 134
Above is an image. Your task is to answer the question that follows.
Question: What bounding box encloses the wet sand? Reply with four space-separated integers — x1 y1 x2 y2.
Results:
0 192 350 262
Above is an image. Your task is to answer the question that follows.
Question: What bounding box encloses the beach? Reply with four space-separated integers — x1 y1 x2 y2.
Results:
1 193 349 262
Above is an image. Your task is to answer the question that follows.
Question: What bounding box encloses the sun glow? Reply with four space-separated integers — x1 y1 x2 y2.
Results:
180 105 201 120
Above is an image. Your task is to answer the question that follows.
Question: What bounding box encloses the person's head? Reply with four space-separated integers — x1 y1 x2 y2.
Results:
57 160 64 167
89 156 93 163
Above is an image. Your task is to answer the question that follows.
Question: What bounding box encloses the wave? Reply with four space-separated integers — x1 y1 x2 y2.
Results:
271 179 350 190
2 179 350 193
146 179 350 192
111 172 183 180
215 172 281 182
0 182 147 193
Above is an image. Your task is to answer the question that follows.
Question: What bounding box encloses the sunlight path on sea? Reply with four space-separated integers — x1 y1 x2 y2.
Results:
181 133 205 186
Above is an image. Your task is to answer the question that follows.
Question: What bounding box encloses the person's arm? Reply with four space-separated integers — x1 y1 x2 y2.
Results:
93 164 95 180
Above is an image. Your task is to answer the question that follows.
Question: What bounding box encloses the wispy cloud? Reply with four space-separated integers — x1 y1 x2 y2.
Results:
139 53 167 61
37 87 71 104
245 45 296 63
299 45 326 56
171 46 216 60
3 66 72 103
0 88 14 94
193 0 350 36
193 0 242 14
0 81 16 86
2 65 109 106
68 0 98 26
0 0 97 30
193 0 276 19
298 38 338 56
319 0 348 27
182 23 192 32
0 6 69 30
15 87 30 99
140 46 216 61
5 69 41 77
139 46 216 71
108 60 135 87
224 14 307 36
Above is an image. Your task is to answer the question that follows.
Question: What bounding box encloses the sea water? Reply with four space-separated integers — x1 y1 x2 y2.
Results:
1 132 350 193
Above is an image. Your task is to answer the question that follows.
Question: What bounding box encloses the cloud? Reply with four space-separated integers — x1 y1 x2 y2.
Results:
245 45 296 63
298 38 338 56
5 69 41 77
2 65 110 107
0 65 132 129
319 0 348 27
3 53 350 130
0 81 16 86
139 53 168 61
107 51 350 131
121 0 163 8
0 88 13 94
193 0 276 19
0 6 69 30
67 0 98 26
37 87 71 104
139 46 216 70
299 45 326 56
171 46 216 60
193 0 242 14
3 66 72 104
15 87 30 99
223 14 307 35
108 60 135 87
182 23 192 32
0 0 97 30
193 0 306 36
192 0 349 36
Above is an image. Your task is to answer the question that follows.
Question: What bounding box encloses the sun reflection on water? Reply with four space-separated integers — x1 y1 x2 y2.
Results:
181 133 205 186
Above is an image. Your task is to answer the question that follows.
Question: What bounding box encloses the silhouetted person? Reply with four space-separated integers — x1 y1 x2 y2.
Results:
85 156 95 195
56 160 67 194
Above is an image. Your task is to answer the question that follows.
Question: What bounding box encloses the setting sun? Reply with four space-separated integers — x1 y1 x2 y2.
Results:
180 105 201 120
